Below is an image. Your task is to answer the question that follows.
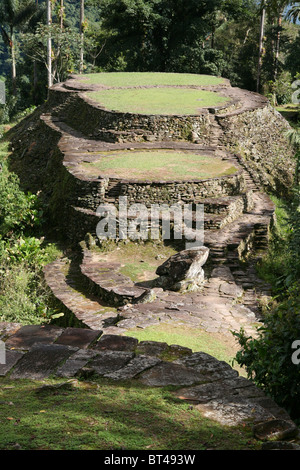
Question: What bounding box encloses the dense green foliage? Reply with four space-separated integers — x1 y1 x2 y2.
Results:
233 127 300 421
0 131 62 324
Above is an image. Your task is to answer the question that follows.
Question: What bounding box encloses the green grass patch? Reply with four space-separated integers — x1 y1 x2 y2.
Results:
125 323 243 372
0 377 261 450
97 240 178 283
80 150 237 181
87 87 229 115
80 72 225 88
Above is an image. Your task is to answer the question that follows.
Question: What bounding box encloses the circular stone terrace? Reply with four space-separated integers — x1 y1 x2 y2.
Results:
49 71 268 145
71 147 239 183
63 71 235 115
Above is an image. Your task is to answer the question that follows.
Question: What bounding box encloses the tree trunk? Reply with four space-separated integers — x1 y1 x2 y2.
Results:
274 11 283 82
33 0 39 104
47 0 52 89
257 3 266 93
60 0 64 30
79 0 84 74
10 26 17 96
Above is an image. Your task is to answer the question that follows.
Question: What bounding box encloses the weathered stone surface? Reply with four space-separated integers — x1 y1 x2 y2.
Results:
103 355 161 380
0 322 22 340
174 351 239 378
138 361 211 387
0 350 24 377
5 325 64 350
55 327 102 349
195 397 274 426
136 341 169 357
155 246 210 291
253 419 299 442
94 334 138 351
56 349 99 378
87 350 134 376
9 344 78 379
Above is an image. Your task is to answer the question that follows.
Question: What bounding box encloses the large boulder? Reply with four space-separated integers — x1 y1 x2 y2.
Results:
155 246 209 292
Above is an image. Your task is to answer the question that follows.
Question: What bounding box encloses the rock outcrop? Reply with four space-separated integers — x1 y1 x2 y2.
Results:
155 246 210 291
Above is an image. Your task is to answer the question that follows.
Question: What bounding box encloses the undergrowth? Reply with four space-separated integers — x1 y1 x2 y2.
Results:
0 125 62 325
233 126 300 422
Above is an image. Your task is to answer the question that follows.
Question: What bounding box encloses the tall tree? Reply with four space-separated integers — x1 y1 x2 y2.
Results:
79 0 84 73
257 0 266 92
98 0 223 73
286 1 300 22
0 0 37 95
266 0 293 82
46 0 52 88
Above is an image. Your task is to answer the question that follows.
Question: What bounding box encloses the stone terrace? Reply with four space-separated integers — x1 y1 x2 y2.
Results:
5 73 299 446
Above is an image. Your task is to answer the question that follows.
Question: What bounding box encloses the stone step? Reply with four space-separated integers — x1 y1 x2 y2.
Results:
80 249 153 306
43 258 121 330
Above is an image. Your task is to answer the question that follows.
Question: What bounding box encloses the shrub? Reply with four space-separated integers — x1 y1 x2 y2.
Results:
233 290 300 421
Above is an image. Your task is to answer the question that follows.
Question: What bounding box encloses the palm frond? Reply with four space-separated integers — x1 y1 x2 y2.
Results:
12 2 37 27
286 128 300 149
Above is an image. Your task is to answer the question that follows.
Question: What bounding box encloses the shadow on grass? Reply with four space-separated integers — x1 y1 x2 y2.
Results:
0 376 261 451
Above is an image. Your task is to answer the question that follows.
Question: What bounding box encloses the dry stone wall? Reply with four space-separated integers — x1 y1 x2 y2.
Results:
48 88 213 144
217 105 296 196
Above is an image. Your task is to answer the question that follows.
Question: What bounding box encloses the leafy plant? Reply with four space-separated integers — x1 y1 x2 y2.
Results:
234 126 300 421
233 294 300 421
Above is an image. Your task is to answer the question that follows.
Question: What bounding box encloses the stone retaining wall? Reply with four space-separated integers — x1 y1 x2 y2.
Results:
48 87 213 144
217 105 296 196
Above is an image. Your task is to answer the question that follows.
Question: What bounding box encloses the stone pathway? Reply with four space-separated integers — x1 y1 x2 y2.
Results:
0 322 299 442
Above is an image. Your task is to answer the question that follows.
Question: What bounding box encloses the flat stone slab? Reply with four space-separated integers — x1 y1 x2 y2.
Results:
55 327 102 349
195 396 274 426
174 351 239 378
5 325 64 350
94 334 138 351
103 355 161 381
9 344 78 379
253 419 299 441
86 350 135 376
0 322 22 340
0 350 24 377
136 341 169 357
138 361 212 387
56 349 99 378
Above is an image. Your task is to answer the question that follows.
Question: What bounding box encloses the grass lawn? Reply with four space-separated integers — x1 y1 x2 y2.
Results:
80 72 226 88
125 323 245 376
0 377 261 450
80 150 237 181
99 240 179 282
87 87 229 115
